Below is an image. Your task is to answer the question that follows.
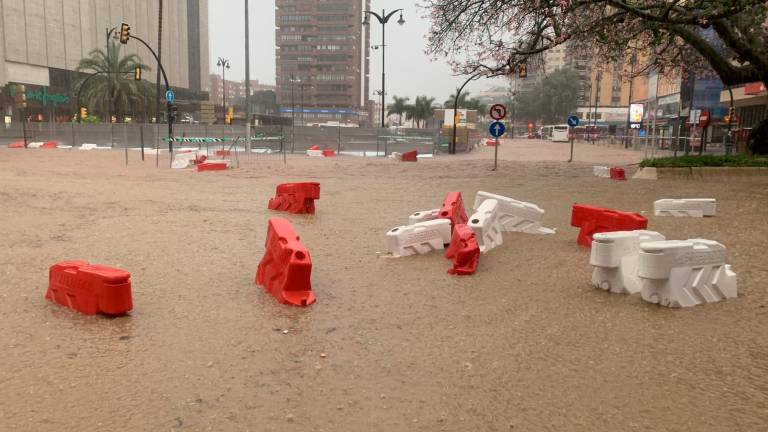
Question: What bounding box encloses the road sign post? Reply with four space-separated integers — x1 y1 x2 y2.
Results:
489 121 506 171
567 115 579 163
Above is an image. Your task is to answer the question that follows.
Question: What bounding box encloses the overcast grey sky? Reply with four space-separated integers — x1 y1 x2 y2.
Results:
208 0 505 105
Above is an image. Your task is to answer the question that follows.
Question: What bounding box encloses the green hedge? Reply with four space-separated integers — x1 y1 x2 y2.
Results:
640 155 768 168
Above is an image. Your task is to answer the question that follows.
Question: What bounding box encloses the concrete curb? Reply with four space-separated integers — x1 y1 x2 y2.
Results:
634 166 768 180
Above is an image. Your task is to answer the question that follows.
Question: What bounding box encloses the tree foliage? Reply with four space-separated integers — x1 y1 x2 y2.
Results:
388 96 410 125
443 91 487 114
423 0 768 86
406 96 437 128
75 41 154 121
513 68 581 124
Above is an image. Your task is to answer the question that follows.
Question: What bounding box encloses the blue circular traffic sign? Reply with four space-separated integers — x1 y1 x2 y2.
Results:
567 115 580 127
489 121 506 138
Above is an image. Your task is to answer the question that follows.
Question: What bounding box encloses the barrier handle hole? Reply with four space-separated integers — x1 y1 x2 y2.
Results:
471 219 479 224
295 251 306 260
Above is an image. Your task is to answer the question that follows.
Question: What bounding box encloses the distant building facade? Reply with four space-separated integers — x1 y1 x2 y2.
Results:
0 0 210 122
274 0 370 125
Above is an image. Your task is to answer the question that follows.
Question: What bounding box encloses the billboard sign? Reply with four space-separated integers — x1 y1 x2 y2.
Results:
629 103 644 124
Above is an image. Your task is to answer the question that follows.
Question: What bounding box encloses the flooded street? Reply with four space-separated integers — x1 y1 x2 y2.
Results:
1 142 767 431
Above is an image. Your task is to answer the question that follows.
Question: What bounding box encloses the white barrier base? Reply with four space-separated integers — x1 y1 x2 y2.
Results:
639 239 737 307
27 142 44 149
654 199 716 217
385 219 451 257
593 166 610 178
306 149 323 157
591 230 666 294
408 208 440 225
468 199 503 253
473 191 555 235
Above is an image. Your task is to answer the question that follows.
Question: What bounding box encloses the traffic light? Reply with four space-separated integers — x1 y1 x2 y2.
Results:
226 106 234 124
134 66 142 81
14 84 27 109
79 106 88 119
119 22 131 44
169 103 178 122
518 64 527 79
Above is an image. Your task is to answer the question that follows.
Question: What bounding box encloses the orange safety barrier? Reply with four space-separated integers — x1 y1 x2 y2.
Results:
268 182 320 214
322 148 336 157
256 218 315 307
570 204 648 248
445 223 480 275
46 260 132 316
197 161 228 172
439 191 468 231
8 141 25 148
401 150 418 162
41 141 58 149
610 167 627 181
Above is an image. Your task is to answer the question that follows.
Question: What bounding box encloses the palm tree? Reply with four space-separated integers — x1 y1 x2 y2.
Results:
444 91 471 109
405 96 436 128
75 41 153 122
387 96 410 126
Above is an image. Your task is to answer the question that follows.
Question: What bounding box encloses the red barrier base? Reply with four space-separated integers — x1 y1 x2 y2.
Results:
42 141 58 149
308 145 321 151
322 148 336 157
571 203 648 248
445 224 480 275
256 218 315 307
401 150 418 162
197 161 228 172
8 141 25 148
610 167 627 181
268 182 320 214
439 191 469 231
46 261 132 316
486 139 498 147
215 149 231 156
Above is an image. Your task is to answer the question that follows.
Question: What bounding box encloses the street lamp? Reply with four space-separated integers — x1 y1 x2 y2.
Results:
363 9 405 128
624 52 637 148
217 57 230 122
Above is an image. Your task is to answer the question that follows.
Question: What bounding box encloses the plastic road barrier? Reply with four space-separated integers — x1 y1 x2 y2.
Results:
197 160 228 172
306 149 324 157
386 219 452 256
46 261 132 316
409 208 440 225
609 167 627 181
256 218 316 307
172 152 204 169
322 148 336 157
41 141 59 149
571 204 648 248
638 239 737 307
308 145 321 151
268 182 321 214
215 149 231 156
468 199 504 253
445 223 480 275
654 199 716 217
401 150 418 162
590 230 666 294
593 166 610 178
8 141 25 148
27 141 44 149
439 191 468 231
473 191 555 235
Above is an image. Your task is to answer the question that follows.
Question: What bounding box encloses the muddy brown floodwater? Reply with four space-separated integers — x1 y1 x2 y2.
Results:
0 140 767 431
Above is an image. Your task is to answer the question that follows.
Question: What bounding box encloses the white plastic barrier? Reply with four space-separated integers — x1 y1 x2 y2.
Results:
638 239 737 307
27 142 44 149
591 230 666 294
79 143 97 150
408 208 440 225
385 219 452 257
389 152 403 161
171 152 201 169
468 199 503 253
306 149 323 157
473 191 555 235
654 199 716 217
593 166 610 178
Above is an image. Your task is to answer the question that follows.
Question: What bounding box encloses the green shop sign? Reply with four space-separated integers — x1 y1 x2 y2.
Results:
8 85 70 106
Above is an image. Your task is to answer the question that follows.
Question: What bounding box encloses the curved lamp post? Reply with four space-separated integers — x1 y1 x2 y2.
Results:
363 9 404 128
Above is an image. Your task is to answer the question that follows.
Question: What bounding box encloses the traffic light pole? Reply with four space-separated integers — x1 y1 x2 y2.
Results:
451 73 480 155
127 34 173 153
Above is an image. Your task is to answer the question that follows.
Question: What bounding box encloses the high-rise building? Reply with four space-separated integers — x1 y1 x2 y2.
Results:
275 0 370 125
0 0 209 122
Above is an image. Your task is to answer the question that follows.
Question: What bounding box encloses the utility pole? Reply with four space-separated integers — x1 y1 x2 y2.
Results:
624 52 637 148
363 9 405 128
155 0 163 123
592 69 602 145
244 0 251 126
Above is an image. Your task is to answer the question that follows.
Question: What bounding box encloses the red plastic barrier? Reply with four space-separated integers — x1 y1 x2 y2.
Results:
268 182 320 214
46 261 132 316
486 138 498 147
197 161 228 172
445 223 480 275
401 150 418 162
194 154 207 164
8 141 25 148
308 145 321 151
570 204 648 248
609 167 627 181
322 148 336 157
439 191 468 231
215 149 231 156
42 141 58 149
256 218 315 306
